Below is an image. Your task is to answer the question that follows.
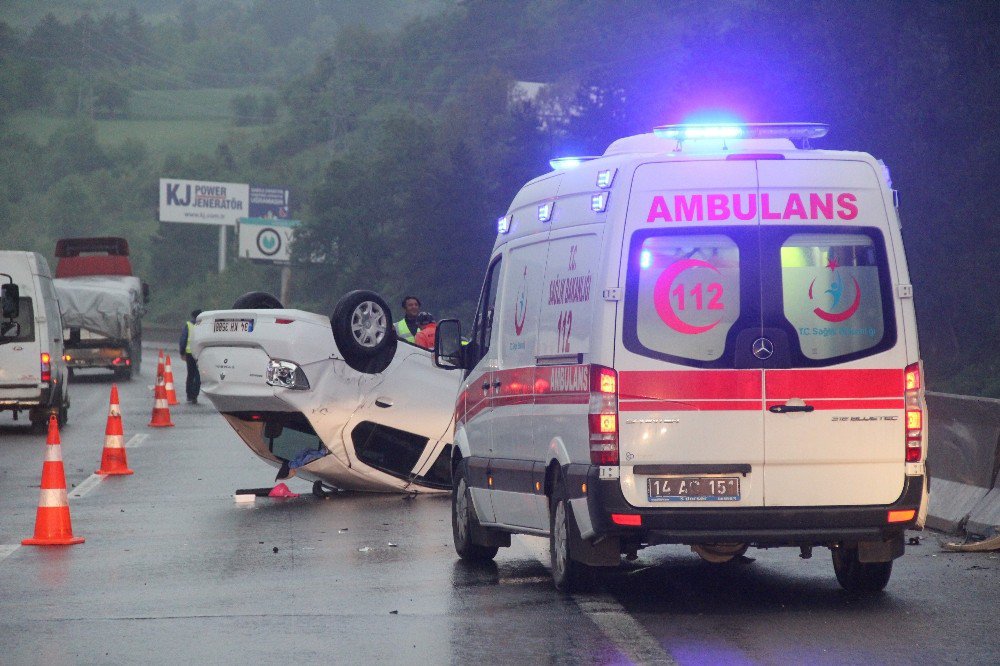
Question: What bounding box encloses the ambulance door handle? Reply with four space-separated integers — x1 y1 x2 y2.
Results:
769 404 814 414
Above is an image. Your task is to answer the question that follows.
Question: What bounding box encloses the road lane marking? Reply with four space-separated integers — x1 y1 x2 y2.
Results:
69 475 104 498
69 434 148 499
514 535 678 665
0 545 18 563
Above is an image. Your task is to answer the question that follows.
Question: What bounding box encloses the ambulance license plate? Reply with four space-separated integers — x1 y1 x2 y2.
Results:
647 477 740 501
214 318 254 333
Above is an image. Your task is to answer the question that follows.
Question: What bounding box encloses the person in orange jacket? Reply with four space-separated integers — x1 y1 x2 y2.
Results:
413 312 437 350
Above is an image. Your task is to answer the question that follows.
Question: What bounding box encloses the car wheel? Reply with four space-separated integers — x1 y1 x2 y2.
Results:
232 291 284 309
550 477 593 592
330 290 397 374
832 546 892 593
114 367 132 382
452 460 498 562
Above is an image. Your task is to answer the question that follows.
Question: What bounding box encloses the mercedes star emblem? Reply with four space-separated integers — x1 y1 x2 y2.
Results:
752 337 774 360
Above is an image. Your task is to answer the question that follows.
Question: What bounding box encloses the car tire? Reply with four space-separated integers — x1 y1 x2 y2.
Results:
114 367 132 382
832 546 892 593
330 290 396 374
452 459 499 562
550 476 594 592
232 291 284 309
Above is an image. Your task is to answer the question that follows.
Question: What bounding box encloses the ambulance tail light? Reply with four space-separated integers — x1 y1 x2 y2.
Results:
904 362 924 463
40 353 51 383
589 365 619 465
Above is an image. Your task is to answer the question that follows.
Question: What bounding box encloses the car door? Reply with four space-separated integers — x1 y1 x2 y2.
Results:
617 160 767 508
757 159 906 506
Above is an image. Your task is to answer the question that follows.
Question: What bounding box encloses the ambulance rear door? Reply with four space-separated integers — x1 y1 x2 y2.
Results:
756 158 906 507
618 159 766 509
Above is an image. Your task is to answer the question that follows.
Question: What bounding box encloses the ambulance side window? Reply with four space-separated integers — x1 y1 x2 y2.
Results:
469 257 502 367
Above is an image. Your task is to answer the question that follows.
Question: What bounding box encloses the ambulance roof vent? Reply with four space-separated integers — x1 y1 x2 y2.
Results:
549 156 601 170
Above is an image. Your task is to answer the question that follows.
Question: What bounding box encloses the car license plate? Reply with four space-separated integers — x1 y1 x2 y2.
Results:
213 318 254 333
647 476 740 501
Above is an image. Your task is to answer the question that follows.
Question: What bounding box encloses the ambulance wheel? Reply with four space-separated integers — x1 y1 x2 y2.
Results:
331 290 396 374
452 460 499 562
232 291 283 309
550 478 594 592
832 546 892 593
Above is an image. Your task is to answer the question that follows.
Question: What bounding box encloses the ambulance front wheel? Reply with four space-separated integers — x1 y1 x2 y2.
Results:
331 290 396 374
831 545 892 593
452 460 499 562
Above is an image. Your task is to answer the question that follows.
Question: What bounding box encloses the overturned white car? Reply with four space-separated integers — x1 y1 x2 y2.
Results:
189 290 462 495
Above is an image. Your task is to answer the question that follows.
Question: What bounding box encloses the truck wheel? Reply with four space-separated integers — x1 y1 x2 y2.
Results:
330 291 396 374
452 460 499 562
28 409 47 433
550 477 593 592
232 291 283 309
832 546 892 593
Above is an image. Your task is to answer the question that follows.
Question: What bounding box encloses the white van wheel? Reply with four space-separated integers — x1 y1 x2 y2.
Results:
832 546 892 593
452 460 498 561
549 481 593 592
331 291 397 374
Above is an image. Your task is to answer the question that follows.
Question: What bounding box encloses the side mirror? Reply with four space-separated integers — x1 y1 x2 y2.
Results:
434 319 464 369
1 282 19 320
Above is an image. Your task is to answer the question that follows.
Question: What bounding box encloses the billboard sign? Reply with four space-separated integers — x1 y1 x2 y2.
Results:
159 178 249 226
249 185 290 219
238 217 300 263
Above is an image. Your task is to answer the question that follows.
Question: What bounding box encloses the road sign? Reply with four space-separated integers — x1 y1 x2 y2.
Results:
237 218 300 263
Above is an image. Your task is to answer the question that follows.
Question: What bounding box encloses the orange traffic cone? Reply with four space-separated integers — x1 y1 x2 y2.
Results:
96 384 133 475
156 349 165 384
148 376 174 427
22 415 85 546
163 354 179 406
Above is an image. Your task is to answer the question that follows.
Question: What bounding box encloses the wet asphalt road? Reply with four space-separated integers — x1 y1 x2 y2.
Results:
1 347 998 665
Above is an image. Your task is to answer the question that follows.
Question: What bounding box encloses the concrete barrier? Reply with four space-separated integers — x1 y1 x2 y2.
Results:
926 392 1000 537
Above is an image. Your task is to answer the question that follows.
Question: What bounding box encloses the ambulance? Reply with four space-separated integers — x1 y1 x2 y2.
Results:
434 122 928 593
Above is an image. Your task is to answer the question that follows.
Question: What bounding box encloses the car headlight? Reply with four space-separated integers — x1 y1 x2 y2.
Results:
266 359 310 390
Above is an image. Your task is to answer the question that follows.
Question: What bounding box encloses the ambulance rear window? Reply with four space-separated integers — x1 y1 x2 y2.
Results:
623 226 896 368
780 233 886 360
629 234 741 362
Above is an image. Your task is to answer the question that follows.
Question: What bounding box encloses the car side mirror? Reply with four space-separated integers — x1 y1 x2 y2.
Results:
1 282 19 320
434 319 464 369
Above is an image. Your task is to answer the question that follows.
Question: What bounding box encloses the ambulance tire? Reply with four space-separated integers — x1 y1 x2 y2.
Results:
452 460 499 562
331 291 396 374
831 546 892 593
550 479 595 593
232 291 284 309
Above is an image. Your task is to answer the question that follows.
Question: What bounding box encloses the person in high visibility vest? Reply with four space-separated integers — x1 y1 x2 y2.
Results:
394 296 422 343
179 309 203 404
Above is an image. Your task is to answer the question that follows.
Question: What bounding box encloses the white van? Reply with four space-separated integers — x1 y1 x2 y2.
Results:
435 123 928 593
0 251 71 430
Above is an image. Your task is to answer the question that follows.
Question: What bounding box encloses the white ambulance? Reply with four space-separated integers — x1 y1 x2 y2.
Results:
435 123 928 593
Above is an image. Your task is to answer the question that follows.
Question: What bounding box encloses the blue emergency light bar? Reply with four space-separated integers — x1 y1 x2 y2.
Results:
549 156 600 170
653 122 829 141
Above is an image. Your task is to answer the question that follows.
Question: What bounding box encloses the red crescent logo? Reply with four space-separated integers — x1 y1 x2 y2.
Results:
513 291 527 335
653 259 723 335
813 277 862 322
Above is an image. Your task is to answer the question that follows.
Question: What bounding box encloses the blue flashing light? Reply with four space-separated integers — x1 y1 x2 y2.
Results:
497 214 511 234
654 122 829 142
549 155 600 170
596 169 616 189
640 250 652 269
538 202 554 223
591 192 609 213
